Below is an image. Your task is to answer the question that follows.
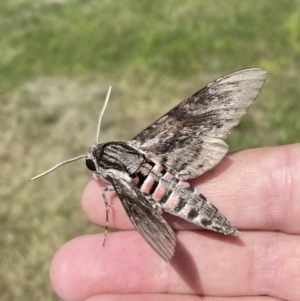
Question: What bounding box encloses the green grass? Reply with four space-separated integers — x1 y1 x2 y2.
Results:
2 0 300 300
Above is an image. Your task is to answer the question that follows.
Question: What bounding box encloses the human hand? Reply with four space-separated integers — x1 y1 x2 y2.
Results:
50 144 300 301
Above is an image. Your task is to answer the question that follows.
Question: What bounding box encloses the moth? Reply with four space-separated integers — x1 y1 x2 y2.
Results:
31 68 267 261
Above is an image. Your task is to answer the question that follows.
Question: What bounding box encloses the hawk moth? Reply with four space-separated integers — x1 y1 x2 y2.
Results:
32 68 267 261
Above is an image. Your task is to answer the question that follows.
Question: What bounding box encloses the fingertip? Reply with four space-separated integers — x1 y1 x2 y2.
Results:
50 235 110 301
50 237 85 301
49 232 161 300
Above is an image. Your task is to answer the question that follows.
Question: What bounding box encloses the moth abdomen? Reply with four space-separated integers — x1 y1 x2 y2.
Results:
164 184 240 236
136 161 239 236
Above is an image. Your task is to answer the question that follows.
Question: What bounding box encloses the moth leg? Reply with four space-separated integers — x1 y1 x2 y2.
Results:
101 185 115 247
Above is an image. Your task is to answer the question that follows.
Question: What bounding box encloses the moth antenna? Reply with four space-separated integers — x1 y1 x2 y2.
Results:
30 154 87 181
96 86 112 144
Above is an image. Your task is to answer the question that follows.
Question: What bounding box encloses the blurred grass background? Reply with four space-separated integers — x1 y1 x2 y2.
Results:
1 0 300 300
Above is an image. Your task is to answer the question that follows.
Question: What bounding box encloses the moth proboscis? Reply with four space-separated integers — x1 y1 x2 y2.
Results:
31 68 267 261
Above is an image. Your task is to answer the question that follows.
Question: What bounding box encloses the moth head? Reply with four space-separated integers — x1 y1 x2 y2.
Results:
85 146 98 172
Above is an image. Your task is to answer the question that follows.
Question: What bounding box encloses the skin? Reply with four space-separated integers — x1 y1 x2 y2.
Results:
50 144 300 301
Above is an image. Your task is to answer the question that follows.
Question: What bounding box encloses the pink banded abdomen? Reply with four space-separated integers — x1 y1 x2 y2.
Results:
136 162 240 236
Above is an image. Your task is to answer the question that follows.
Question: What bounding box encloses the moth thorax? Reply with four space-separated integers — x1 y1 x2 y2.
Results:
95 142 145 175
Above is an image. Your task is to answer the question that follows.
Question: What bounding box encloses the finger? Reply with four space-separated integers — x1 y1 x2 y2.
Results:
82 144 300 234
85 294 279 301
51 231 300 301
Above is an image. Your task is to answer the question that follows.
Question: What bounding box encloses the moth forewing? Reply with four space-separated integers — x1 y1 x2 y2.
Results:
107 170 176 261
129 68 267 180
32 69 267 261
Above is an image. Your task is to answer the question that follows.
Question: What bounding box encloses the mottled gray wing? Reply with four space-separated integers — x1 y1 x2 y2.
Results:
107 171 176 262
129 68 267 180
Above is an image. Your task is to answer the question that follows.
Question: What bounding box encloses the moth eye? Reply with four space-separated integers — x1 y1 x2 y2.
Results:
86 158 96 171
